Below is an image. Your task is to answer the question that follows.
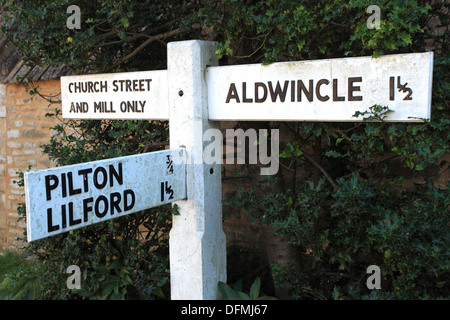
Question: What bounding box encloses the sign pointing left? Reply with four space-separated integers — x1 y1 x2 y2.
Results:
25 149 186 242
61 70 169 120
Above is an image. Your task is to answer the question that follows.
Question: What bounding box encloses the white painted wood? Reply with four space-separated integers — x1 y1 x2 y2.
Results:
61 70 169 120
25 149 186 242
206 52 433 122
167 40 226 300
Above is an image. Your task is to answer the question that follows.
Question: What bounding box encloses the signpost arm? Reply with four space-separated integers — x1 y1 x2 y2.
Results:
167 40 226 300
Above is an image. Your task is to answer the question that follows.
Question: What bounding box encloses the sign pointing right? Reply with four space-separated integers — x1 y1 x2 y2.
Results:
206 52 433 122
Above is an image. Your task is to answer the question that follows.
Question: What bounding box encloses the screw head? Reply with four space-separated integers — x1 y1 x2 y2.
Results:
178 90 184 97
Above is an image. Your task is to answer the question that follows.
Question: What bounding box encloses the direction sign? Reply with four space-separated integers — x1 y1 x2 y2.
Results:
206 52 433 122
60 52 433 123
61 70 169 120
53 41 434 300
25 149 186 241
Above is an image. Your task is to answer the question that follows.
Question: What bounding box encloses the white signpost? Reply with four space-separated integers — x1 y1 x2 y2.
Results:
25 40 433 300
25 149 186 242
61 70 169 120
206 52 433 122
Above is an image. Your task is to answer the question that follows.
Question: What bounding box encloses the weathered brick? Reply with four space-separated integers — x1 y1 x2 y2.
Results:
25 121 38 127
22 128 48 138
24 150 36 155
7 141 22 149
16 98 31 105
24 141 37 149
14 158 36 166
7 129 20 138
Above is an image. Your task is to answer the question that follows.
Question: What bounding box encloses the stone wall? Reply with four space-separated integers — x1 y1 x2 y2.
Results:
0 80 60 250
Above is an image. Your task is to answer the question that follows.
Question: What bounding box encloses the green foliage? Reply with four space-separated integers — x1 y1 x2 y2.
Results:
0 252 46 300
218 278 277 300
231 176 449 299
201 0 435 63
352 104 394 122
0 251 22 283
0 0 203 72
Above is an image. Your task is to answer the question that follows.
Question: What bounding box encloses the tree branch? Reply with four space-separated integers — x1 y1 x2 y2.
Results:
302 151 338 191
105 23 201 71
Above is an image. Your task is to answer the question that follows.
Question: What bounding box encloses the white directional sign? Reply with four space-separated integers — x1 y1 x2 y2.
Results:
61 70 169 120
25 149 186 241
206 52 433 122
61 52 433 122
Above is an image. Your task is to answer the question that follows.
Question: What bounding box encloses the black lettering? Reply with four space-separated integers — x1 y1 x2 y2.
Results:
225 83 240 103
68 202 81 226
83 197 93 222
67 172 82 196
94 101 101 113
93 167 107 189
95 195 109 218
242 82 253 103
78 168 93 192
45 174 58 201
316 79 330 102
61 203 67 229
125 80 132 92
124 189 135 211
254 82 267 103
389 76 395 100
145 79 152 91
268 81 289 102
110 192 122 215
298 80 314 102
127 101 134 112
109 163 123 187
120 101 126 112
139 101 145 113
348 77 363 101
113 80 119 92
117 79 125 91
100 81 107 92
291 80 295 102
47 208 59 232
61 173 67 198
333 79 345 101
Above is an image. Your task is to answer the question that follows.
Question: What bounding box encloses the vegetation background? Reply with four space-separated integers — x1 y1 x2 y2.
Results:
0 0 448 299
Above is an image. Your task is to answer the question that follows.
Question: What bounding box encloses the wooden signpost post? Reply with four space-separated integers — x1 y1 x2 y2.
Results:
25 40 433 300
